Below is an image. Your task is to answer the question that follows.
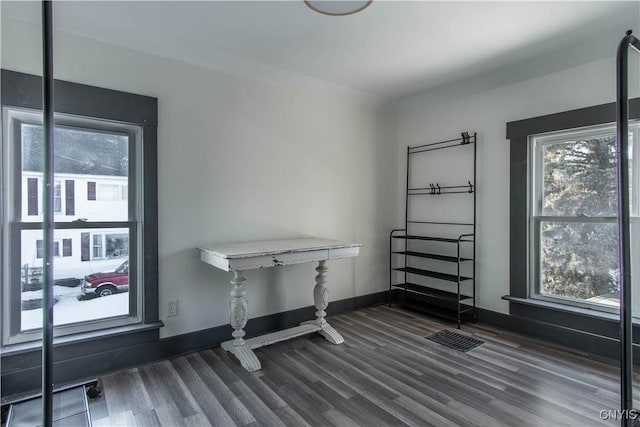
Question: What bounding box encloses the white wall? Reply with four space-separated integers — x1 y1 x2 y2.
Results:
396 55 640 314
1 16 397 338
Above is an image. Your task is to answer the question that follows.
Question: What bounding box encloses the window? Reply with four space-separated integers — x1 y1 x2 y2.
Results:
105 233 128 258
9 117 137 336
529 123 639 311
92 234 104 259
86 232 128 260
87 181 96 201
529 124 639 309
1 70 158 346
507 99 640 325
97 183 127 201
62 238 72 257
36 240 60 258
54 181 62 213
27 177 38 215
36 240 42 259
65 179 75 216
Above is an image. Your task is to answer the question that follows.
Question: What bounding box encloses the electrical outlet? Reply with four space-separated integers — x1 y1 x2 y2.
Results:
168 299 178 317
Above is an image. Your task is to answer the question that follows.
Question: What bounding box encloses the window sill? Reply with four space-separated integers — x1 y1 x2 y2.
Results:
0 321 163 357
502 295 640 324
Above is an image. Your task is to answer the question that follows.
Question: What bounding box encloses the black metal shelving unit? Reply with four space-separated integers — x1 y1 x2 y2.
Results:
390 132 477 328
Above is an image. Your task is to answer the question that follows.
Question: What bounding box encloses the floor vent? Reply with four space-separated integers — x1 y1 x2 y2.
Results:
4 385 93 427
426 330 484 352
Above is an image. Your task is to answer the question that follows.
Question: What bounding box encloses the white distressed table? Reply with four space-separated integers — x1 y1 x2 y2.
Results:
198 238 362 372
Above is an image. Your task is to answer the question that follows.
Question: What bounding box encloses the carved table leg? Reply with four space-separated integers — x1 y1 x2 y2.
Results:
305 260 344 345
220 270 261 372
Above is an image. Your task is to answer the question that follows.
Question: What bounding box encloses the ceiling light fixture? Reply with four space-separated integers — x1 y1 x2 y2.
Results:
304 0 373 16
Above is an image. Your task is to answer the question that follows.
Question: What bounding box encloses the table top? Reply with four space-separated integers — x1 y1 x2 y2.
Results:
198 238 362 260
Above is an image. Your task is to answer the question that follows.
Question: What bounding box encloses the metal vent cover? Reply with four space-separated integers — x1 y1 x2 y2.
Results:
426 330 484 352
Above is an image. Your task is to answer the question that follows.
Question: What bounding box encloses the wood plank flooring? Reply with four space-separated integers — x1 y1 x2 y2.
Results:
89 306 639 426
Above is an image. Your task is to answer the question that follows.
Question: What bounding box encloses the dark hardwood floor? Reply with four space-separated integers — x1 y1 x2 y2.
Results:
88 305 638 426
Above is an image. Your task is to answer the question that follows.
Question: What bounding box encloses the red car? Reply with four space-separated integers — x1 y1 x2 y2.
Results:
81 260 129 297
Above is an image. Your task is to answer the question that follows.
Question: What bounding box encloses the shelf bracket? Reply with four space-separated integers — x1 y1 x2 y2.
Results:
461 131 471 144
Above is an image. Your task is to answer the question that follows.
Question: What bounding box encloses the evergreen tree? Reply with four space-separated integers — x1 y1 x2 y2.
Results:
540 135 620 300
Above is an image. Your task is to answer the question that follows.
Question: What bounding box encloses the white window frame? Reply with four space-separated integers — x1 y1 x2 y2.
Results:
1 107 143 345
528 121 640 313
90 232 129 260
92 233 104 259
53 180 62 213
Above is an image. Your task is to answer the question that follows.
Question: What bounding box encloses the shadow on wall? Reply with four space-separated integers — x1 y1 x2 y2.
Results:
264 267 287 314
161 246 306 334
158 248 234 334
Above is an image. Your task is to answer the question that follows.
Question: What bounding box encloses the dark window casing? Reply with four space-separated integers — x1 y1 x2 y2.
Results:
65 180 75 215
27 178 38 216
505 98 640 332
1 68 159 399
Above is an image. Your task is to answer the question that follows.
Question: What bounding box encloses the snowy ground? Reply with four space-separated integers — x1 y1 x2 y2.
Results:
21 285 82 303
21 286 128 331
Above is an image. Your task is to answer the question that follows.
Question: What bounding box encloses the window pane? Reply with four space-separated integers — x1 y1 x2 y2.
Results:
541 134 617 217
105 233 129 259
27 177 38 216
36 240 61 258
97 184 121 201
63 239 72 257
54 181 62 213
36 240 43 259
92 234 103 259
87 182 96 201
20 229 131 331
21 124 129 222
65 180 75 216
539 221 618 307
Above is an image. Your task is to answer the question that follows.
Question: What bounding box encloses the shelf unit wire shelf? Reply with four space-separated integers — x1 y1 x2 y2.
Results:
390 131 477 328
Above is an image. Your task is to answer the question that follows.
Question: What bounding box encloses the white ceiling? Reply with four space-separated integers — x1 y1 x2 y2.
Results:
3 1 639 105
